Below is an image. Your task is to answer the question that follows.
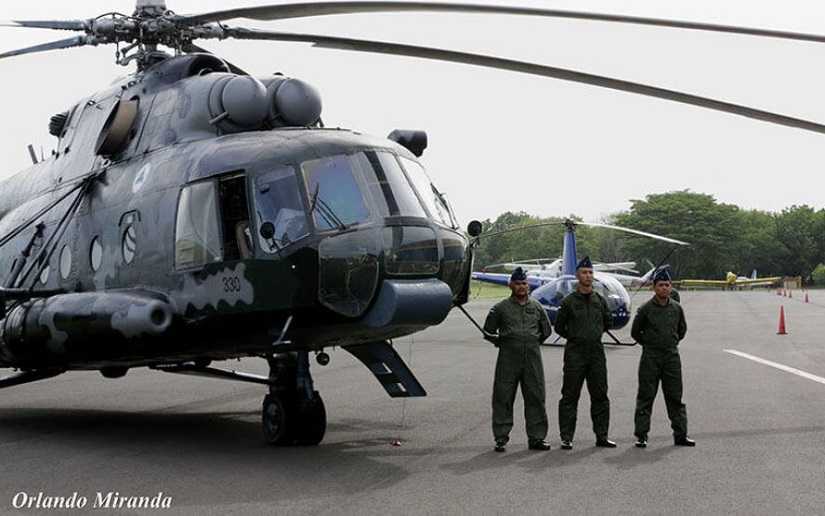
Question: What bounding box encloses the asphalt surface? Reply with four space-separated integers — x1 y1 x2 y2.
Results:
1 291 824 515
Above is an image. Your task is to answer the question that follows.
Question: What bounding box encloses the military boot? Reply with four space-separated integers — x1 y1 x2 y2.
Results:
528 439 551 451
596 437 617 448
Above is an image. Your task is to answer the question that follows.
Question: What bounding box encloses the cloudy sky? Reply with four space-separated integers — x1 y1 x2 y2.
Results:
1 0 825 224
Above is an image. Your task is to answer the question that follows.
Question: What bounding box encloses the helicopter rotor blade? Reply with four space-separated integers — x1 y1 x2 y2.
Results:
576 222 690 246
218 27 825 135
0 35 95 60
177 1 622 25
0 19 89 31
178 2 825 45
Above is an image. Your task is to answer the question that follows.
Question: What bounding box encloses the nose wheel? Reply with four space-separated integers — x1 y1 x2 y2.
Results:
262 351 327 446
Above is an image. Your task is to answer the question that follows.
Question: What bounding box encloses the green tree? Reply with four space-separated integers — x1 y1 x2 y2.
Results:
613 191 740 279
773 205 820 277
812 264 825 285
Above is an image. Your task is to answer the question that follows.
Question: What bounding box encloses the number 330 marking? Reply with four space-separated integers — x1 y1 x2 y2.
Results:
222 276 242 293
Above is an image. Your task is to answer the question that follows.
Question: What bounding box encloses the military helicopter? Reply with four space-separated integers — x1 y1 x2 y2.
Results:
2 1 825 446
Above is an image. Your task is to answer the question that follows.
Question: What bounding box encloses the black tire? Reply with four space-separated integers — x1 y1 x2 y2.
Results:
293 391 326 446
262 394 290 445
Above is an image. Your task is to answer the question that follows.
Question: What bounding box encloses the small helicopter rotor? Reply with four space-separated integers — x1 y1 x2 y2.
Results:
476 218 690 247
571 221 690 247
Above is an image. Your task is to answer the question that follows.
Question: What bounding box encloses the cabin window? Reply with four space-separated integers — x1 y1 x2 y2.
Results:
175 182 222 269
358 152 427 218
217 174 253 261
59 245 72 279
90 237 103 272
302 155 370 231
399 157 457 228
253 166 309 253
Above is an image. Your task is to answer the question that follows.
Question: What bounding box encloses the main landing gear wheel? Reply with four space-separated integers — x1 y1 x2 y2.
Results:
262 351 327 446
261 391 327 445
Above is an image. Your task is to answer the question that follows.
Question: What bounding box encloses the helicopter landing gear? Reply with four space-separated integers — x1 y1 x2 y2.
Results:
262 351 327 446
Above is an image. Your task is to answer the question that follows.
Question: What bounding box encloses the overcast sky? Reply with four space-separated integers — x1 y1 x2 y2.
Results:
2 0 825 224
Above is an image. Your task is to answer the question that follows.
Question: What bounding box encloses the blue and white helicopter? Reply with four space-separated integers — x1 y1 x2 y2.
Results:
472 220 688 344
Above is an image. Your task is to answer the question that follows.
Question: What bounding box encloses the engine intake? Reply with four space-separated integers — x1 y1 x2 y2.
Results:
265 76 323 127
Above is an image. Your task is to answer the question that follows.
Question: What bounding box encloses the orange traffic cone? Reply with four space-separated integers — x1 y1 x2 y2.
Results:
777 306 788 335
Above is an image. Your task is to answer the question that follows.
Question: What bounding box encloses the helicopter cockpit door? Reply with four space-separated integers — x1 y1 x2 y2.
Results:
217 174 253 261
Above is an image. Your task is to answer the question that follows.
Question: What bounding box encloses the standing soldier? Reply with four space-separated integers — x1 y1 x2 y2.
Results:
484 267 553 452
555 257 616 449
631 268 695 447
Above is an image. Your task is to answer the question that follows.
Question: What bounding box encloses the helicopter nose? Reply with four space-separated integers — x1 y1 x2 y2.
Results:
317 229 382 318
315 225 462 327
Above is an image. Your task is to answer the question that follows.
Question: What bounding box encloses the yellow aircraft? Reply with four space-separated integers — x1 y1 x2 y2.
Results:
678 270 781 290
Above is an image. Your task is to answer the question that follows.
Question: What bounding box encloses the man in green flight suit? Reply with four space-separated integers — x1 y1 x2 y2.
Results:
483 267 553 452
555 257 616 449
631 267 695 447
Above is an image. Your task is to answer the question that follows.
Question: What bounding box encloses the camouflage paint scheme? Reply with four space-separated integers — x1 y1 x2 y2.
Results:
0 53 471 372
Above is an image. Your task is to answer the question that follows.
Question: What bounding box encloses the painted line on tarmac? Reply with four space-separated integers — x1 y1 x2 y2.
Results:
724 349 825 386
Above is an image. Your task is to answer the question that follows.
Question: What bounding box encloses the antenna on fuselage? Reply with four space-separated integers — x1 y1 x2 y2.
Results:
26 144 38 165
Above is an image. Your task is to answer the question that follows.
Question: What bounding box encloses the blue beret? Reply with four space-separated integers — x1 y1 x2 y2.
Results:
510 267 528 282
653 267 672 283
576 256 593 270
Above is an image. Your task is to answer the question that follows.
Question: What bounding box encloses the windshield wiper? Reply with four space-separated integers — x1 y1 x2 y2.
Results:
308 183 346 231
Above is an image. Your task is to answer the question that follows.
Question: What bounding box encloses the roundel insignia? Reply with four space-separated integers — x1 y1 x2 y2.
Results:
132 163 151 193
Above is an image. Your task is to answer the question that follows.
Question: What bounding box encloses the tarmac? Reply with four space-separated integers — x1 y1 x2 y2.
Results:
1 290 824 515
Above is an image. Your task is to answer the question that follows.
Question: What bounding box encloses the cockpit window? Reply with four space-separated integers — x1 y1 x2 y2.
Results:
398 157 457 228
357 152 427 218
302 155 371 231
254 166 309 253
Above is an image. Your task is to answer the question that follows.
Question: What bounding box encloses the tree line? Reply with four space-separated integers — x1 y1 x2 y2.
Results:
474 191 825 283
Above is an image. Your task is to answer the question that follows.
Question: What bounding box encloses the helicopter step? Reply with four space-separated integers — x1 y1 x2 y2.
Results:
343 341 426 398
